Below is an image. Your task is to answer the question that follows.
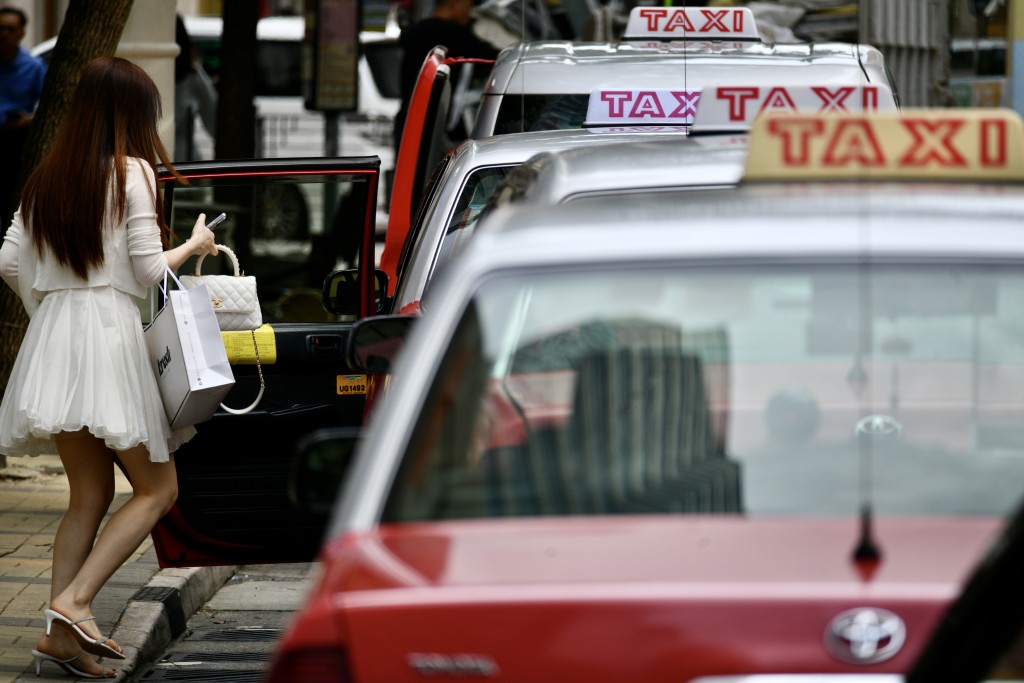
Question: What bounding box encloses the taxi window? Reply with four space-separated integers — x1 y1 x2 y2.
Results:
411 164 515 305
385 263 1024 522
493 94 589 134
439 166 514 256
165 172 371 324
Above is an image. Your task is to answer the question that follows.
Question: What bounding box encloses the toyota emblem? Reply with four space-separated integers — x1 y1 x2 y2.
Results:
824 607 907 664
854 415 903 438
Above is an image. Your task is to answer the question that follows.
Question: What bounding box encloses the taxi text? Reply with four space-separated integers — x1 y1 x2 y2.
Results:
744 110 1024 181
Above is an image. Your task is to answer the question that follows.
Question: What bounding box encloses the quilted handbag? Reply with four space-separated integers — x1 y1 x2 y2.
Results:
180 245 261 332
180 244 264 415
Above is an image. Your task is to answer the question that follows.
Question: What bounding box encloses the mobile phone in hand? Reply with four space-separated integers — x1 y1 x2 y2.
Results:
207 212 227 229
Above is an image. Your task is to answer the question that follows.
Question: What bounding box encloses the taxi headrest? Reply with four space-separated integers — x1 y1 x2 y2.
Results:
583 85 899 130
743 109 1024 182
622 7 760 42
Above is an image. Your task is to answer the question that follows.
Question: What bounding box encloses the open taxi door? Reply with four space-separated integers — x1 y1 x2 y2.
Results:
149 157 382 567
379 47 494 295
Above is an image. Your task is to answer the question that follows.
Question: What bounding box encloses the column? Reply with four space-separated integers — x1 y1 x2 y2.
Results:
118 0 179 152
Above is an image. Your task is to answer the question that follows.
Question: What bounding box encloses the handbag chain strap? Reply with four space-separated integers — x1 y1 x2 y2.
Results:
251 329 265 390
219 330 265 415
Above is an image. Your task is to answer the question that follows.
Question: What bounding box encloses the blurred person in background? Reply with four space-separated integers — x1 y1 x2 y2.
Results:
0 5 45 227
393 0 499 156
174 14 217 161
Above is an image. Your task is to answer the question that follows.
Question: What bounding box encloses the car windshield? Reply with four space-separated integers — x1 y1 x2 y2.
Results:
384 262 1024 522
437 166 515 268
493 95 590 134
397 164 515 308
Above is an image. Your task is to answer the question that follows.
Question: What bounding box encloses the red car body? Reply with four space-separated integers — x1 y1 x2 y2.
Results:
269 517 1000 681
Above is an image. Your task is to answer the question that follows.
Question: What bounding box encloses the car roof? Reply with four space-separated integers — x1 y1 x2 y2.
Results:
468 183 1024 270
445 126 703 171
510 135 748 204
485 41 890 95
393 126 709 308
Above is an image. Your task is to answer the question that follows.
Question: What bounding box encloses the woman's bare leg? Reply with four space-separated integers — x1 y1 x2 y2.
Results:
46 436 177 659
50 430 115 602
34 430 118 676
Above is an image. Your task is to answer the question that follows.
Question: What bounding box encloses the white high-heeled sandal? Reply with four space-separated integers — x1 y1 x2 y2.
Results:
32 649 116 679
44 608 125 660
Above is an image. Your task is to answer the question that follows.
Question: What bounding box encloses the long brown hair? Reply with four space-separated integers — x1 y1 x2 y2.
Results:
20 56 186 279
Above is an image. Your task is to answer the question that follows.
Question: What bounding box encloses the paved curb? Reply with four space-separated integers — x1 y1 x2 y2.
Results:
109 565 237 679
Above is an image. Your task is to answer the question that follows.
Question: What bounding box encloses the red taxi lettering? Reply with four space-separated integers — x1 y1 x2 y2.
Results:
671 91 701 118
718 87 760 120
899 119 966 167
595 90 699 120
745 110 1024 180
811 86 855 113
769 118 978 169
823 120 886 167
600 91 633 117
699 9 730 33
637 7 744 33
630 92 664 118
762 87 798 113
719 86 884 123
664 10 695 32
638 8 668 32
981 118 1008 167
863 86 880 110
767 118 825 165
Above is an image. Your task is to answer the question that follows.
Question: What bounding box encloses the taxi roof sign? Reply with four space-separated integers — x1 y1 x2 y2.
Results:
584 85 899 129
744 110 1024 182
585 89 701 126
692 84 899 132
623 7 760 41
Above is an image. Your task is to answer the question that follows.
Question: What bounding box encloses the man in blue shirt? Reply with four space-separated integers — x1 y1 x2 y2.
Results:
0 5 45 226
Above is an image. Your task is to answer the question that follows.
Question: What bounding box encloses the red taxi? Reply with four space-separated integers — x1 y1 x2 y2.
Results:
261 109 1024 681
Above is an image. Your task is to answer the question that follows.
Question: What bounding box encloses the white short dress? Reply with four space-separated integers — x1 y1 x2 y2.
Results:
0 158 196 463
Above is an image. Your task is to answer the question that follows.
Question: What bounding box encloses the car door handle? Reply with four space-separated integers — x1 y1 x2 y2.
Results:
307 334 344 356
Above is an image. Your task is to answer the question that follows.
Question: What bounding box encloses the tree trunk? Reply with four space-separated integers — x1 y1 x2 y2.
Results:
0 0 135 468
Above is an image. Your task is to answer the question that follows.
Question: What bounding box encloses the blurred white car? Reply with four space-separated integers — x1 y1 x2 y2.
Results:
32 14 401 163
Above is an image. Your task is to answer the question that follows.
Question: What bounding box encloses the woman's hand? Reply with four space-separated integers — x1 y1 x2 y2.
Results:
190 213 219 257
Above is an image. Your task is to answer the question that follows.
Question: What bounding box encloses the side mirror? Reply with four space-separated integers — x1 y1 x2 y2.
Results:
347 315 417 373
321 269 390 316
289 427 361 515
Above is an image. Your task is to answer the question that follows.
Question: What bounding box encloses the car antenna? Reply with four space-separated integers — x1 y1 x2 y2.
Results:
682 0 687 99
850 264 883 583
855 0 870 83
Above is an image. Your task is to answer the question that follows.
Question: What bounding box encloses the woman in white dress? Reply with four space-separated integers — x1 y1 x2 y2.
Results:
0 56 217 679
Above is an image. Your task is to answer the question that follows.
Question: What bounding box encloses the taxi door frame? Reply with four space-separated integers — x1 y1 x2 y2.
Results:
149 157 381 567
380 48 494 296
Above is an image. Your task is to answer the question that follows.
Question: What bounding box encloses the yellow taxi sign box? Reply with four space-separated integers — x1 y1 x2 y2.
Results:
622 7 760 41
744 109 1024 182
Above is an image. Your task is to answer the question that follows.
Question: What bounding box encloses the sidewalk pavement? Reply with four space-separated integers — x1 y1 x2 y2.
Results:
0 455 236 682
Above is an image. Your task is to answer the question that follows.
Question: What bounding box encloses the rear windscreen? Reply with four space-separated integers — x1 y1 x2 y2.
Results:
493 94 590 134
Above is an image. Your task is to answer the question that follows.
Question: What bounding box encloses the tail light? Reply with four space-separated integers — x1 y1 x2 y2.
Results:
264 648 351 683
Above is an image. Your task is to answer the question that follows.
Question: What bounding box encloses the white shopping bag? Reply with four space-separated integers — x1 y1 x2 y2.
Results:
145 267 235 429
